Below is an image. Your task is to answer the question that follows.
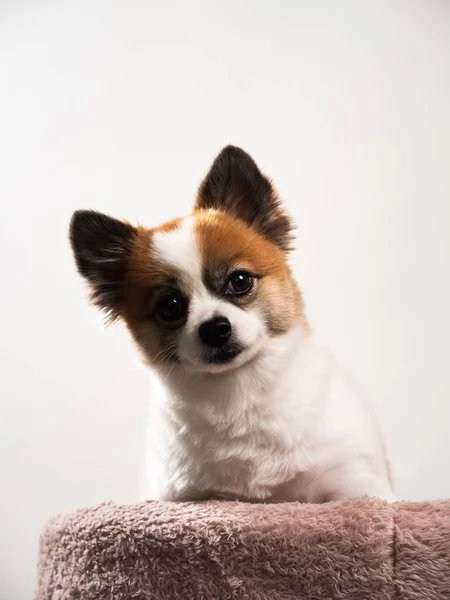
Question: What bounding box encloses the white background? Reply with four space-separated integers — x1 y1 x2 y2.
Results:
1 1 450 598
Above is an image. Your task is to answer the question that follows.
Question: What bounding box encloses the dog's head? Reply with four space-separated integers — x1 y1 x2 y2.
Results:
70 146 307 374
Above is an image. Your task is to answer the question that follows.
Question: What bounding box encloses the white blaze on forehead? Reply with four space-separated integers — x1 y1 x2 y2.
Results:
151 217 220 323
151 217 202 285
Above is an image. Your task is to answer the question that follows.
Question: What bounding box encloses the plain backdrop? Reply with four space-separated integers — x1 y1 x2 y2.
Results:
1 1 450 597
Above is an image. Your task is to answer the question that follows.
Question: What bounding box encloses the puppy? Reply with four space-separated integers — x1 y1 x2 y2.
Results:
70 146 396 503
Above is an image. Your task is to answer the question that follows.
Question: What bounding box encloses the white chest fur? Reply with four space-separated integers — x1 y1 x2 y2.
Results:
143 329 395 503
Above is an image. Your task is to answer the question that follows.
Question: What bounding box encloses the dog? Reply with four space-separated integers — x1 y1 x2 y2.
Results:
70 145 396 503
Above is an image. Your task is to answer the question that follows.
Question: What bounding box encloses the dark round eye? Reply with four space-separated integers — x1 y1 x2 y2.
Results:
226 271 254 295
155 292 187 324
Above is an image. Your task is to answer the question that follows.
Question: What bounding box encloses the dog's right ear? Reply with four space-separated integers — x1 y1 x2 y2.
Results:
195 146 293 251
69 210 136 321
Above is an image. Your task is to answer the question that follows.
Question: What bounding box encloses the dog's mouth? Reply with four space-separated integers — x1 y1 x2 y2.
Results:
203 345 244 365
179 343 249 374
176 337 265 375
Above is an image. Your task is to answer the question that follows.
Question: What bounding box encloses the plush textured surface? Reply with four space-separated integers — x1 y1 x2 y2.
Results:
36 499 450 599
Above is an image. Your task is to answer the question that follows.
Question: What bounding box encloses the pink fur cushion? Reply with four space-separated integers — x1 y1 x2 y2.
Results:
36 499 450 599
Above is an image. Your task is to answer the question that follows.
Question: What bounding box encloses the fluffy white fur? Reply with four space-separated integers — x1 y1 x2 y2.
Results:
142 219 395 503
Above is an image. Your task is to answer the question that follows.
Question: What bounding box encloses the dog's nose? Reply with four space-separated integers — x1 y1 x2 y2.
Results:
198 316 232 347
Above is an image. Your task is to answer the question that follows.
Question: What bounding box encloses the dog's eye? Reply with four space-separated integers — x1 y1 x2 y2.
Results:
155 292 188 324
226 271 254 295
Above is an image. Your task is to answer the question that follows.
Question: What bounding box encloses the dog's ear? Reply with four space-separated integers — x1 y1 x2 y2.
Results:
69 210 136 321
195 146 293 251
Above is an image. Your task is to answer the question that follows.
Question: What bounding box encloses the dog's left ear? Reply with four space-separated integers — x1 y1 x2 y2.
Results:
69 210 137 322
195 146 293 251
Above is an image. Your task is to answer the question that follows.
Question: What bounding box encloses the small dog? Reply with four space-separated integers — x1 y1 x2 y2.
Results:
70 146 395 503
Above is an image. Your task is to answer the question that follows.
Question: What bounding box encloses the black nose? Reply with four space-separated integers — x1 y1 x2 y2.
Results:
198 316 232 347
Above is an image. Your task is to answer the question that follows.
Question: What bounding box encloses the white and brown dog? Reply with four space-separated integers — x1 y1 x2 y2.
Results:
70 146 395 503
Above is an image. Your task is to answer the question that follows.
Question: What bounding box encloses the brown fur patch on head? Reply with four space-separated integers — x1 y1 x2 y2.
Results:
120 219 186 367
194 209 309 336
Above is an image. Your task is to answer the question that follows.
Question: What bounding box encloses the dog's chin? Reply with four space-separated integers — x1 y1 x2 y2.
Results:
180 345 260 375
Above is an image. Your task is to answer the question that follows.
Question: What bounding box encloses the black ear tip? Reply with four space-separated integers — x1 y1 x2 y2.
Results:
71 209 93 220
69 209 122 237
216 146 262 175
69 210 98 249
70 209 96 233
220 144 244 154
217 145 254 161
69 210 136 254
